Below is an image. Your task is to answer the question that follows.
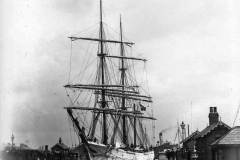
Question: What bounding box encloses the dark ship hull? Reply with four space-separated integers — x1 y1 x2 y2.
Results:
73 141 154 160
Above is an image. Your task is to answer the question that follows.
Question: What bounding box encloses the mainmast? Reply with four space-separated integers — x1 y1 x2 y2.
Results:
99 0 108 145
119 16 128 145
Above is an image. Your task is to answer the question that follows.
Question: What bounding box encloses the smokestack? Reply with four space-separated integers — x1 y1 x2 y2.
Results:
159 132 163 145
187 124 190 137
45 145 48 151
208 106 219 125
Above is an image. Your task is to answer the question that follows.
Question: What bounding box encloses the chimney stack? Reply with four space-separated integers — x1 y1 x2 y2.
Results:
208 107 219 125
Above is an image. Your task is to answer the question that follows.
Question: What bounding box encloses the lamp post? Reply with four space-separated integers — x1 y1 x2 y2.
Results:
11 133 14 150
191 144 198 160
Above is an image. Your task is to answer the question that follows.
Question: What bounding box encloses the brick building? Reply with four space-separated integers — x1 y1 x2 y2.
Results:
182 130 200 152
179 107 231 160
181 130 200 159
195 107 230 160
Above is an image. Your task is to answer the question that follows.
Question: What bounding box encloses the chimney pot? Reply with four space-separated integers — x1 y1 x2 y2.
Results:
214 107 217 113
210 107 214 113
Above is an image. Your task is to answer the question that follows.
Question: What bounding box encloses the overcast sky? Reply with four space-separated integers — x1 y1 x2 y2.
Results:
1 0 240 148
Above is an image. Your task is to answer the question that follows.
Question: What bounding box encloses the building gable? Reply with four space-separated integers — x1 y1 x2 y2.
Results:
212 126 240 146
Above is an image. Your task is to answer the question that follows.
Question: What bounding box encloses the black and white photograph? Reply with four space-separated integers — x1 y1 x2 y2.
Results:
1 0 240 160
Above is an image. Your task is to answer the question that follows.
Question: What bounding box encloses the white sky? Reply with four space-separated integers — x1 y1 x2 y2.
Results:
1 0 240 148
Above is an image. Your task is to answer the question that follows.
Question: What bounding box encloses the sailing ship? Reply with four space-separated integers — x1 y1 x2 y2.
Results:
64 0 156 159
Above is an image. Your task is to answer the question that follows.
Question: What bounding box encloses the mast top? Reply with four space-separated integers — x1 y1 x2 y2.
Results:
100 0 103 23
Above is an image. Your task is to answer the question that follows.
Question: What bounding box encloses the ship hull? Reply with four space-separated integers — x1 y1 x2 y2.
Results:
73 142 154 160
101 149 154 160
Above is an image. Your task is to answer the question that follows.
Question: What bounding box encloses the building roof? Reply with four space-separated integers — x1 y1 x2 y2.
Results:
51 142 69 150
196 121 230 139
181 130 200 144
51 137 69 151
212 126 240 146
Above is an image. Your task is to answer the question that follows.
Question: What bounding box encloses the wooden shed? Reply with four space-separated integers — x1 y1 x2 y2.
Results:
212 126 240 160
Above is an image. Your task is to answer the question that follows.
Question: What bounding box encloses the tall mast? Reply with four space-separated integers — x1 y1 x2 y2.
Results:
120 16 128 145
99 0 107 145
133 104 137 147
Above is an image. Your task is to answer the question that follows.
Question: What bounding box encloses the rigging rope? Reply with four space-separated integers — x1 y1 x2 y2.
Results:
233 103 240 126
68 40 73 83
65 88 74 105
67 115 74 146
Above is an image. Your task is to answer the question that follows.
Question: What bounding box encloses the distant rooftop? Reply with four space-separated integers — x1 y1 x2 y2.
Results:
51 137 69 150
52 142 69 150
181 130 200 144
